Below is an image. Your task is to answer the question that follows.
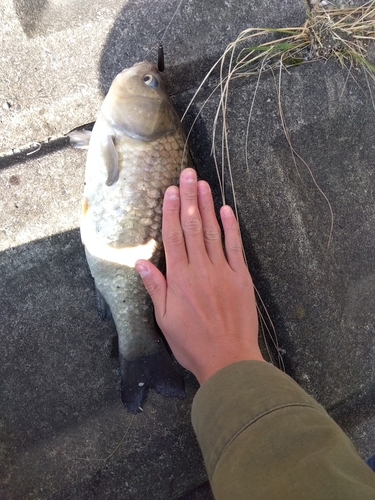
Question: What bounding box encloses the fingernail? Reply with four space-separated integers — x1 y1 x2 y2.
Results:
221 205 233 217
197 181 210 194
135 263 149 278
166 186 179 200
181 168 196 183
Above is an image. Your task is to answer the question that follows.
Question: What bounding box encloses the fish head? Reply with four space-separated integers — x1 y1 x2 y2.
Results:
100 61 179 142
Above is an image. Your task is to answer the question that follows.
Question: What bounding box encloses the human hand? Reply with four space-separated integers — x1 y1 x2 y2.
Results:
135 168 264 385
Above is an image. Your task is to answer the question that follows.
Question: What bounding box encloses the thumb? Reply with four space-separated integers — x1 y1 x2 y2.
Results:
135 260 166 316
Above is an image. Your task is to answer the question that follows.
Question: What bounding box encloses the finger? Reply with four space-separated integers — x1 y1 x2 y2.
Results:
135 260 167 318
220 205 247 273
197 180 225 264
179 168 207 263
162 185 188 270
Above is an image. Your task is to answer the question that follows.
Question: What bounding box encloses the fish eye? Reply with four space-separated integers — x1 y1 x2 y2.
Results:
143 74 159 88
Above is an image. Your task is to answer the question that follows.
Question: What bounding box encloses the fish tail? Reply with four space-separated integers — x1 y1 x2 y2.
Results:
120 345 185 413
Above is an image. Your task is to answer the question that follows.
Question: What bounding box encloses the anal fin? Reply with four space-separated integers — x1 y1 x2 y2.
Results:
95 285 112 320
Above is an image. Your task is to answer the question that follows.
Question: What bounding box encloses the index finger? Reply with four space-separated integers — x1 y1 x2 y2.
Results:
162 185 188 269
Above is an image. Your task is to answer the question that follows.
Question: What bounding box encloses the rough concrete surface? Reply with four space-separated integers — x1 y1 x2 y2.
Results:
188 58 375 410
1 0 375 498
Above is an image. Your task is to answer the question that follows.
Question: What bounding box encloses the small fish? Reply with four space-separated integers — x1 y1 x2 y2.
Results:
70 61 189 412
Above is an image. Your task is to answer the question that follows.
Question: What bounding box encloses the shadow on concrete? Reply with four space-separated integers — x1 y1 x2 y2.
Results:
178 481 214 500
0 229 119 451
0 137 70 170
13 0 48 37
0 227 204 499
97 0 229 97
97 0 307 96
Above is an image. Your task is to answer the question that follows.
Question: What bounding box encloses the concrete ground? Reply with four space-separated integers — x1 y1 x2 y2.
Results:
1 0 375 498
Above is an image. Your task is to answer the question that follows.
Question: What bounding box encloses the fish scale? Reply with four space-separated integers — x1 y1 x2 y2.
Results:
76 61 189 412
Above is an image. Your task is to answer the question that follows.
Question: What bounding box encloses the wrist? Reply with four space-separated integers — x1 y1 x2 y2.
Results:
196 350 265 385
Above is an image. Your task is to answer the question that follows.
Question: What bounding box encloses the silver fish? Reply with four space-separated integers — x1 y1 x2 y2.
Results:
73 61 189 412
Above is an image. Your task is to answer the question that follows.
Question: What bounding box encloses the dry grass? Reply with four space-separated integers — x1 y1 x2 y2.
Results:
184 0 375 194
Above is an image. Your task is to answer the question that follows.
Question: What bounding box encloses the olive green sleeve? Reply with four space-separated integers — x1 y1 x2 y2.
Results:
191 361 375 499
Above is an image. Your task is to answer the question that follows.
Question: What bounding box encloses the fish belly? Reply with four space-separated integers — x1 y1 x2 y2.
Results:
85 250 160 359
83 128 188 412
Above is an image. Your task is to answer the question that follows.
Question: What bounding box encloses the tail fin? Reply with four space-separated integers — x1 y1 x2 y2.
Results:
120 345 185 413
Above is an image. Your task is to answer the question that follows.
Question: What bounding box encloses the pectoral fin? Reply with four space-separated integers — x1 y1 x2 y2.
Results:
101 135 119 186
67 129 92 149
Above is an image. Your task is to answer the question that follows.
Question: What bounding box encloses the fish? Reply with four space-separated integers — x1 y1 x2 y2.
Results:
70 61 189 412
